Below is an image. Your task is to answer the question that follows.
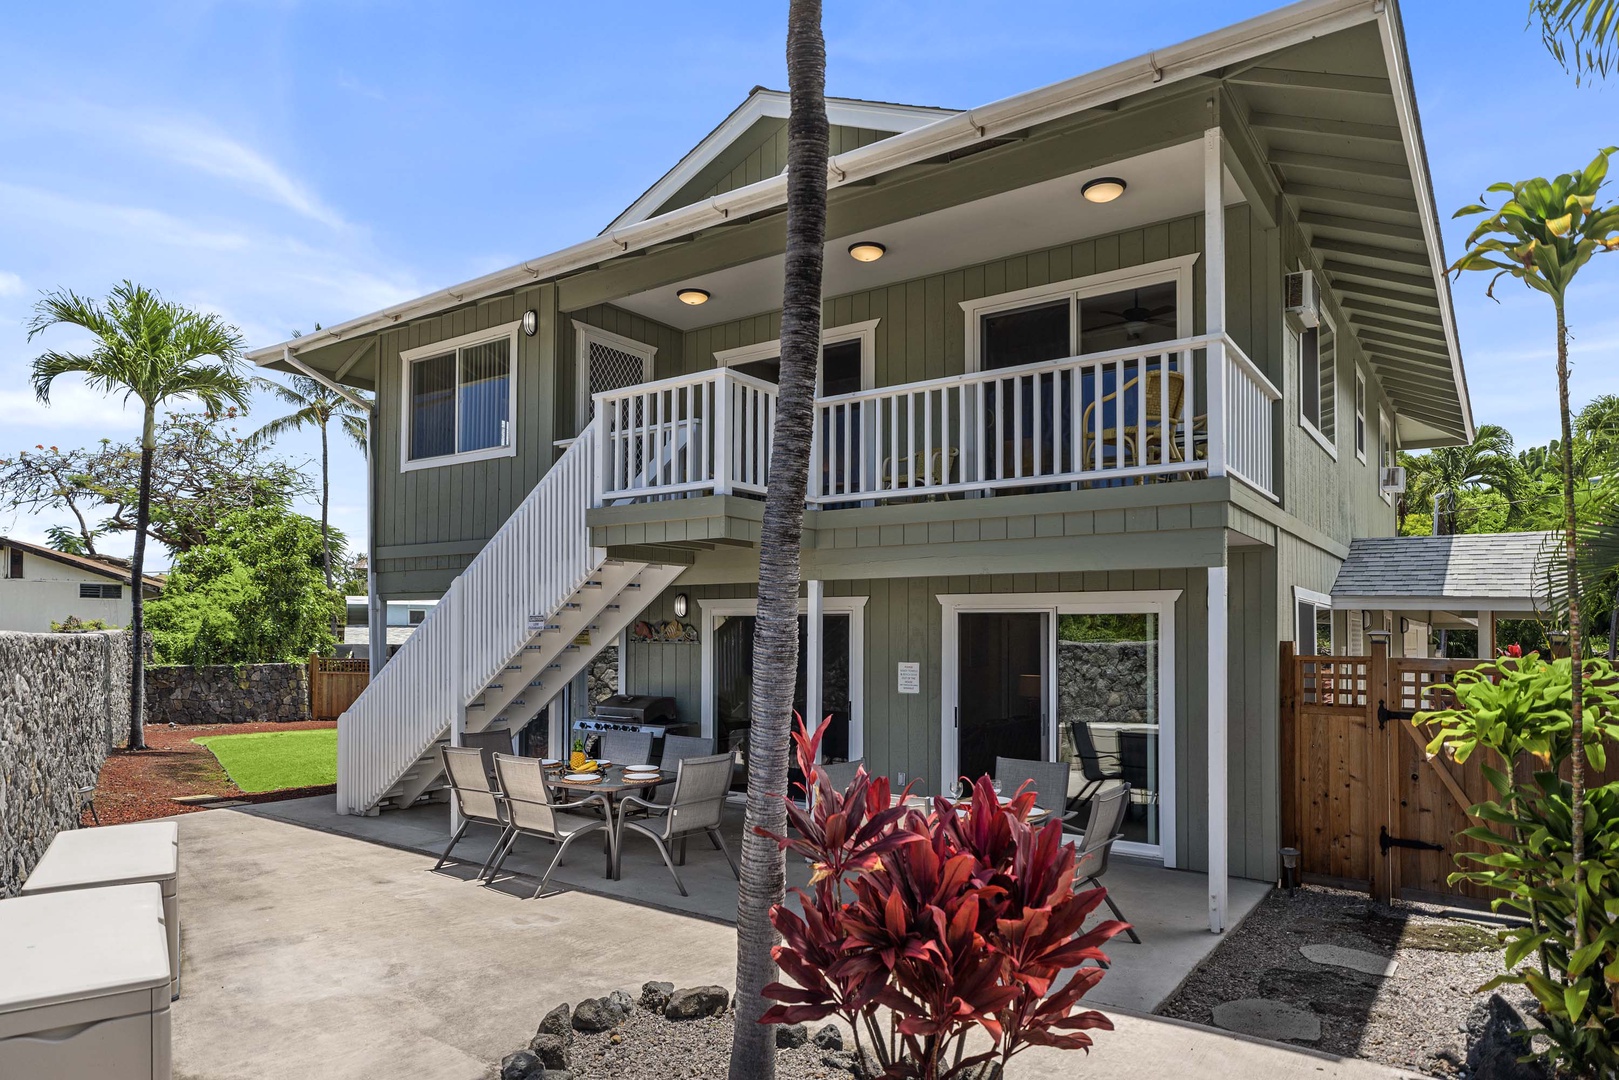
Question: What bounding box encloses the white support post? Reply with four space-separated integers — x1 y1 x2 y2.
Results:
1203 126 1228 480
806 579 824 755
617 627 629 695
1207 562 1229 933
1477 610 1495 660
591 406 607 507
448 578 464 837
713 374 733 496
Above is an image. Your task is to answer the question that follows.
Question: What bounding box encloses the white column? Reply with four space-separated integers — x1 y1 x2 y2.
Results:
1477 610 1495 660
806 579 824 755
1207 564 1229 933
448 578 464 837
1203 126 1228 479
617 627 629 695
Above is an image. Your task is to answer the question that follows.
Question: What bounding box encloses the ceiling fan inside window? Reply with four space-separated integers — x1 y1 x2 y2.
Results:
1088 289 1176 340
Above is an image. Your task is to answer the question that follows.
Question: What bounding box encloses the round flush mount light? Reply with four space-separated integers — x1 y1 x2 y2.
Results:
1081 177 1128 204
676 287 711 306
847 241 887 263
672 592 689 619
521 309 538 336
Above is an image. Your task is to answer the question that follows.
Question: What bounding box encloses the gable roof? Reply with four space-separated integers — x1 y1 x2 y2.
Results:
1330 532 1554 611
604 88 958 232
0 536 164 593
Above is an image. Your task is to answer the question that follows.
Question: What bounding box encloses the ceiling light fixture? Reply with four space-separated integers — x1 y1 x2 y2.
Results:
847 241 887 263
676 287 711 306
1081 177 1128 204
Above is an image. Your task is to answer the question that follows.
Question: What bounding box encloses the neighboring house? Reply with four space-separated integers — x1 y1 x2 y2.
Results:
339 596 439 656
0 536 163 633
246 0 1471 921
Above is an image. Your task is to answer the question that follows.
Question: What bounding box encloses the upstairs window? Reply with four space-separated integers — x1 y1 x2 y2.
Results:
5 548 20 578
1294 588 1334 655
401 322 519 470
1381 408 1396 504
1354 371 1367 462
1298 315 1337 453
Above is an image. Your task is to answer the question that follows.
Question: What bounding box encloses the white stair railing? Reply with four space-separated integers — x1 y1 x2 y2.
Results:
336 426 601 814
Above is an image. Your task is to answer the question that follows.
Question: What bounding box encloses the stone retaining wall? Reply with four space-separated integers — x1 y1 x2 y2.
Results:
0 629 131 898
145 663 310 725
1057 639 1155 726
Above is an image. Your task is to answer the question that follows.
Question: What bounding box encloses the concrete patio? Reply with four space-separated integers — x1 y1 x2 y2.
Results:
169 806 1419 1079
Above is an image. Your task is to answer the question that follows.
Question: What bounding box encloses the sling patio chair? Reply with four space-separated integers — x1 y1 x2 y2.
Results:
647 734 716 806
1070 781 1140 943
1068 720 1126 805
434 746 510 880
994 756 1084 832
596 730 654 766
613 753 738 897
485 753 613 898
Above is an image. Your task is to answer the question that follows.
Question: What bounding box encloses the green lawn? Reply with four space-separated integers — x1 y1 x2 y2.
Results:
193 729 338 794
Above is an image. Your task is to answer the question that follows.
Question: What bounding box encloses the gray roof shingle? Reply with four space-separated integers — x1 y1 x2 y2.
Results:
1331 532 1556 606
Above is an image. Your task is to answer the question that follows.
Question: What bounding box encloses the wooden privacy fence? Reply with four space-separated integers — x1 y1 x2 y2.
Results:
1282 639 1506 906
309 654 369 721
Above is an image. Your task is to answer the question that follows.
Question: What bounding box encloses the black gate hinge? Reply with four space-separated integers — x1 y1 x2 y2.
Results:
1377 699 1416 729
1380 826 1443 855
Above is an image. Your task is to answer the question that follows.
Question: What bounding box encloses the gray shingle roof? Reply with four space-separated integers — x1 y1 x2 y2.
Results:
1331 532 1556 607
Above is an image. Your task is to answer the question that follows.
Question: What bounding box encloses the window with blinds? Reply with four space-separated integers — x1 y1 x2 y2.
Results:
405 329 514 464
1299 319 1336 448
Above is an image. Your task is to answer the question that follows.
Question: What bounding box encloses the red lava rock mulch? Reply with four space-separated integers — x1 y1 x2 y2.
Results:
84 720 339 826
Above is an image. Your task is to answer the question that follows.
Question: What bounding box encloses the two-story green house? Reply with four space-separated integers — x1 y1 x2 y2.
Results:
248 0 1470 929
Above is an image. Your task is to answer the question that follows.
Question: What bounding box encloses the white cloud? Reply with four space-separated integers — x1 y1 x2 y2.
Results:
0 181 251 253
0 271 24 297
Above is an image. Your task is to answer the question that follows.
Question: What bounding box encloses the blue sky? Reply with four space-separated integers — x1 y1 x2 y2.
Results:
1 0 1616 565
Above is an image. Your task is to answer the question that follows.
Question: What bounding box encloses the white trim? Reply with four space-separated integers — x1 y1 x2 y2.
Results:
712 319 879 393
573 321 656 431
1354 369 1368 464
959 254 1198 372
1379 406 1395 505
250 2 1406 369
607 91 957 232
937 589 1180 865
697 596 869 762
1293 586 1335 653
398 319 521 473
1207 565 1228 933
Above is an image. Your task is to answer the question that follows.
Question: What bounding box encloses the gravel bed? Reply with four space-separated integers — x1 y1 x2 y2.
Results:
560 1010 851 1080
1156 885 1538 1077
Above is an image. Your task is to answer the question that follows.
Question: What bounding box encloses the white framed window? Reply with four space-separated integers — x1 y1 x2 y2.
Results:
1294 308 1337 457
1354 371 1367 463
712 319 878 394
79 582 122 600
575 322 656 431
1380 406 1396 504
1294 586 1335 655
400 320 520 471
958 255 1197 372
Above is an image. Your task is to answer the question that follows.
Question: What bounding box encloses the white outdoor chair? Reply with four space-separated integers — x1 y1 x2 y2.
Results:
613 753 738 896
485 753 613 898
435 746 509 880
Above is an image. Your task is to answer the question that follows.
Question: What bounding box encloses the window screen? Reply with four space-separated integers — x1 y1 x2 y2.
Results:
79 583 121 599
981 300 1070 370
409 353 456 460
407 334 513 462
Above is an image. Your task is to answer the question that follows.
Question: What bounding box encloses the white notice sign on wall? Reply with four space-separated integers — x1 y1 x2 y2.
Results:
527 615 547 632
897 662 920 694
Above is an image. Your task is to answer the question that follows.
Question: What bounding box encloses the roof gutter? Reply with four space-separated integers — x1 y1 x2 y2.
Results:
249 0 1383 367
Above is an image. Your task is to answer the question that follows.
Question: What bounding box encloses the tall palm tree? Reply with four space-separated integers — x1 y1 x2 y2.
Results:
248 374 370 588
29 282 248 751
1452 148 1619 946
729 2 827 1076
1534 0 1619 81
1400 423 1523 534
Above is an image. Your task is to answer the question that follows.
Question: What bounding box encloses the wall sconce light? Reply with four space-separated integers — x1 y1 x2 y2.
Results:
1399 617 1410 635
1081 177 1128 203
847 241 887 262
1361 610 1373 629
676 288 711 306
521 309 538 336
672 592 689 619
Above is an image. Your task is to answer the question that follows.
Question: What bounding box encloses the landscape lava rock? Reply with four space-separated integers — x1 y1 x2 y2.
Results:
663 985 730 1021
1466 993 1548 1080
607 989 635 1018
526 1032 571 1071
500 1049 543 1080
536 1003 573 1043
813 1024 844 1050
775 1022 809 1049
639 981 674 1011
571 997 622 1033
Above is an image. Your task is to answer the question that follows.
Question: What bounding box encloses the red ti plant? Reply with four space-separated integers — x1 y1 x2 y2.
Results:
757 717 1127 1079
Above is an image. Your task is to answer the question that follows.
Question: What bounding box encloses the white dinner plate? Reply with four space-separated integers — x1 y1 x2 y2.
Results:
540 758 561 767
595 760 613 769
563 772 603 783
624 770 660 780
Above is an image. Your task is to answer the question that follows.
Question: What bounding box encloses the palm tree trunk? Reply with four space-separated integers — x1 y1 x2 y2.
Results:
1558 299 1586 950
128 407 155 752
729 3 827 1076
320 420 333 590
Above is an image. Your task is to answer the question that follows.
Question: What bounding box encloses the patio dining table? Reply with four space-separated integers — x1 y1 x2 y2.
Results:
547 765 666 877
892 792 1052 825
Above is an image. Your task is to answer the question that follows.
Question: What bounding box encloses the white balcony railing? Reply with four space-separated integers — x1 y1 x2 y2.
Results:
590 334 1279 508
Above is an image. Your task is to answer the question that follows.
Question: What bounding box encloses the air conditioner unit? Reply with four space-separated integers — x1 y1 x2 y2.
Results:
1380 466 1407 495
1284 270 1321 331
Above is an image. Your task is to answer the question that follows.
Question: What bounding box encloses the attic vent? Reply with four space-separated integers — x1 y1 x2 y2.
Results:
1380 466 1407 495
1284 270 1321 331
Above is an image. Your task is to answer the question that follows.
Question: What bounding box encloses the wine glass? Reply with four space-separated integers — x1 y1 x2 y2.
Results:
991 778 1003 799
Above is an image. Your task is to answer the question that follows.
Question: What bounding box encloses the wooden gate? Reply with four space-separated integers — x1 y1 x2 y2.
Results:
309 654 369 721
1281 639 1503 905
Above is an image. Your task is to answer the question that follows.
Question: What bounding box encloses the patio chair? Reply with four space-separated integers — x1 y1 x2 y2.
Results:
614 753 739 896
648 734 716 806
596 730 654 766
819 758 866 791
1069 721 1125 805
461 729 514 784
1081 369 1185 471
1070 781 1140 943
485 753 613 898
434 746 509 880
994 756 1082 831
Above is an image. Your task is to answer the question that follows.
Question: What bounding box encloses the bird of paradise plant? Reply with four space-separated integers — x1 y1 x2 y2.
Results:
756 718 1124 1079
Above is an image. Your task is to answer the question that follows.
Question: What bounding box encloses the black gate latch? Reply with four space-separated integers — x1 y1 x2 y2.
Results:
1377 699 1416 729
1380 826 1443 854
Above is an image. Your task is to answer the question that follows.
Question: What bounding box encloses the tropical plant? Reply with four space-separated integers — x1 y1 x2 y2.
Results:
1399 424 1524 535
28 282 248 750
1452 148 1619 938
144 504 344 665
1420 653 1619 1075
757 720 1123 1080
248 374 370 588
1534 0 1619 81
729 1 831 1076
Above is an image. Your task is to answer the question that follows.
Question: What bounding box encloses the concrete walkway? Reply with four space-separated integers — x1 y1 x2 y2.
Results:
169 807 1419 1080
